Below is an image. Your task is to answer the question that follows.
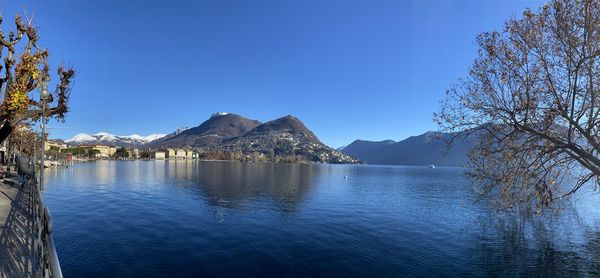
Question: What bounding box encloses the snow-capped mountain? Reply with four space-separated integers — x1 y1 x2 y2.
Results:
174 127 189 135
66 132 167 147
211 112 229 118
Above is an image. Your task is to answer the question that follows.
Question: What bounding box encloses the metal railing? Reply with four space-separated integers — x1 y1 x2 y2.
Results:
29 176 63 278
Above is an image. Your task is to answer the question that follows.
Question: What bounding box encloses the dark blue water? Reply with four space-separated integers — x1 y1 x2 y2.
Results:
43 161 600 277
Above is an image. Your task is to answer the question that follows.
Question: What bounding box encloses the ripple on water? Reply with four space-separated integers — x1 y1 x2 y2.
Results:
42 161 600 277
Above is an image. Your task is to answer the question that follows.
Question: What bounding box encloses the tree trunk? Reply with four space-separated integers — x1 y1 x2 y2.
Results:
0 121 13 145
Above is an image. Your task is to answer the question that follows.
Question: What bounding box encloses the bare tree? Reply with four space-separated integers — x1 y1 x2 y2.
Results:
435 0 599 211
8 124 38 159
0 14 75 144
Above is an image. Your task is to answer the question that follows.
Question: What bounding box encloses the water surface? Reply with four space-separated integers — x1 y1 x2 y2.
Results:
43 161 600 277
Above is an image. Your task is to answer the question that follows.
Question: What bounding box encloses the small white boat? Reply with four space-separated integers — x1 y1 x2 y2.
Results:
429 164 436 169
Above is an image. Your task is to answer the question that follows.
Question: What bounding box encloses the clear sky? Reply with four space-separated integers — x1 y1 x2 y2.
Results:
2 0 544 148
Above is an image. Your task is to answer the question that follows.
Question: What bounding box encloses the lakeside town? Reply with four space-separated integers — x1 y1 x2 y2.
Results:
0 133 201 166
0 111 361 168
0 114 361 171
44 139 199 161
39 139 355 164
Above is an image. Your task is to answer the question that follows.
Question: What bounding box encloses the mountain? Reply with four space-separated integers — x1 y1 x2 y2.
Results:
142 126 189 148
144 113 358 164
61 113 358 163
341 139 396 158
241 115 321 144
218 115 357 163
339 131 477 166
66 132 168 147
146 112 262 148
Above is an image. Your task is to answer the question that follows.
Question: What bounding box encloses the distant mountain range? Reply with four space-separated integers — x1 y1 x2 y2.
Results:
63 112 358 164
66 132 168 147
61 112 479 166
339 131 478 166
152 113 356 163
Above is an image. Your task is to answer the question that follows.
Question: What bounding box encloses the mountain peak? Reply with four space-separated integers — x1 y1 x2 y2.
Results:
352 139 395 144
67 133 96 143
340 139 397 158
66 132 167 147
245 115 321 144
174 127 189 135
210 112 229 118
94 132 112 136
340 131 476 166
146 113 262 148
218 114 356 163
94 132 117 141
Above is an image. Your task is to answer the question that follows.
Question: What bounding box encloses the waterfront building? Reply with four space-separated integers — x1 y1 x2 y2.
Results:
152 151 166 160
166 148 194 159
128 148 140 159
79 144 117 158
94 145 117 158
45 140 69 152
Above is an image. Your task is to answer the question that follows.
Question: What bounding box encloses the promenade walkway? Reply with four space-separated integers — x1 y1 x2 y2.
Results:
0 175 38 277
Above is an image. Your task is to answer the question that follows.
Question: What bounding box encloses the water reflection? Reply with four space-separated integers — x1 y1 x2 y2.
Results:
41 161 600 276
472 196 600 277
190 161 320 213
44 160 320 213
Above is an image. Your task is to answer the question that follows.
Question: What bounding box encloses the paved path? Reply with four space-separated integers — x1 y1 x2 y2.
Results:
0 176 38 277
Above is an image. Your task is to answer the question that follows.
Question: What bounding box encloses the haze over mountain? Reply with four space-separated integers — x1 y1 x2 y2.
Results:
340 131 477 166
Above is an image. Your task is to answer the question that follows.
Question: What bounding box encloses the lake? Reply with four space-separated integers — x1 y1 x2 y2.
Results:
42 161 600 277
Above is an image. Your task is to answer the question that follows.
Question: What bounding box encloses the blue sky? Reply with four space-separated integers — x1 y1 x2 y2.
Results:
2 0 543 147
